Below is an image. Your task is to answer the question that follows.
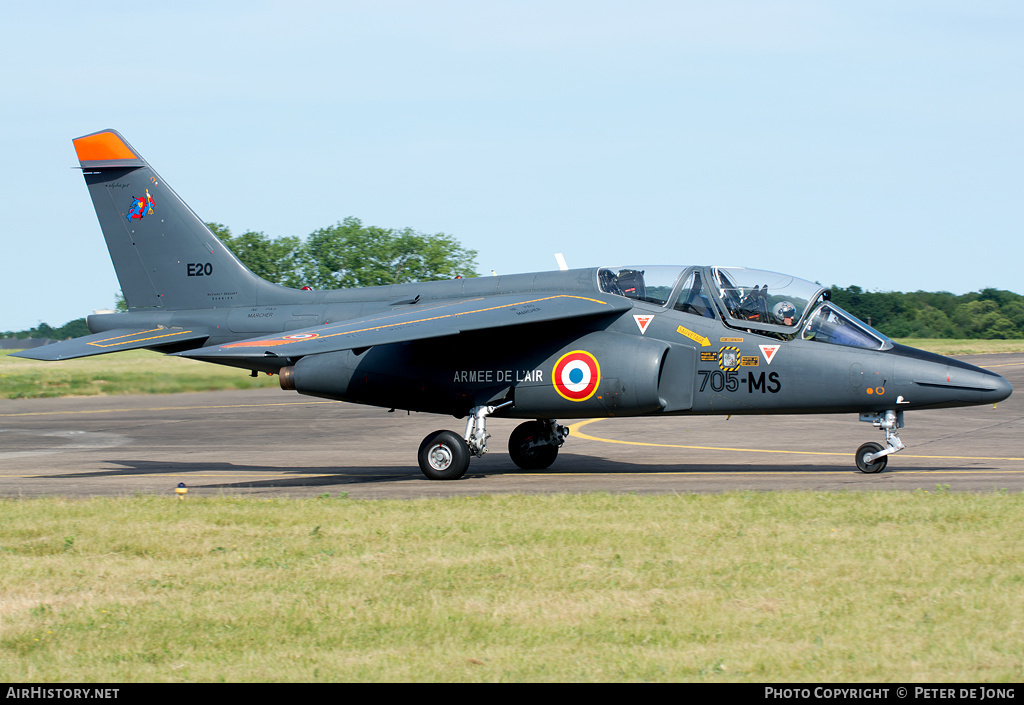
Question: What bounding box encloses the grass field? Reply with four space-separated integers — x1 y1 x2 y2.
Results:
0 349 277 399
1 492 1021 682
895 339 1024 355
2 339 1022 400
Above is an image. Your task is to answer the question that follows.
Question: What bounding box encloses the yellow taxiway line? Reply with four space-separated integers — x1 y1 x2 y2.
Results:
0 400 341 418
567 418 1024 463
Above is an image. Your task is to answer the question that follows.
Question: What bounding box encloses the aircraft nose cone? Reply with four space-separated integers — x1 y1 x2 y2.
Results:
952 364 1012 404
990 373 1013 404
890 344 1013 408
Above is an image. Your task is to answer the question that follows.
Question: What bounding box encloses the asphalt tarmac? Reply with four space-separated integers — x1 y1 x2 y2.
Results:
1 353 1022 499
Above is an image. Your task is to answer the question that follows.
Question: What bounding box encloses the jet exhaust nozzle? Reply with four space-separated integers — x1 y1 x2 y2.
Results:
279 366 296 391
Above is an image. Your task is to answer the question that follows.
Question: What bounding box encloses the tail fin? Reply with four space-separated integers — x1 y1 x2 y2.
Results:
73 129 286 310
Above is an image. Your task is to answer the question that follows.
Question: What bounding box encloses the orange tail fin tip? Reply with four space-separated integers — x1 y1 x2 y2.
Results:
73 130 137 163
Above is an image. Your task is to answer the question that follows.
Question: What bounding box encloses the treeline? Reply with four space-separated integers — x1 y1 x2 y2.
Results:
2 217 479 339
10 286 1021 342
829 286 1024 339
5 218 1022 342
2 319 90 340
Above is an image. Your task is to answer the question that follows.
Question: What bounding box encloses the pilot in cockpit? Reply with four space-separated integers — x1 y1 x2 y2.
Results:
773 301 797 326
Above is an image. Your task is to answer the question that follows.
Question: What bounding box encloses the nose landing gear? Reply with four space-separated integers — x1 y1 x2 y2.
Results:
855 410 905 473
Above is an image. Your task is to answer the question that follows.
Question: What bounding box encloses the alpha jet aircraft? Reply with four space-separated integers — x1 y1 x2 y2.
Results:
15 130 1013 480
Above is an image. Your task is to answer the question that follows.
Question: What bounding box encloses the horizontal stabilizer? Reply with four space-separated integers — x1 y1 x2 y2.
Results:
10 328 210 361
176 292 629 361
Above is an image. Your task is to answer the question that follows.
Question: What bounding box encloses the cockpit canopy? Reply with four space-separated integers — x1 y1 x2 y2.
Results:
597 265 892 350
708 266 824 332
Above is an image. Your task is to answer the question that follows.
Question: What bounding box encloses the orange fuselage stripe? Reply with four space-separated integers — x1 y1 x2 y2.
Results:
223 295 610 349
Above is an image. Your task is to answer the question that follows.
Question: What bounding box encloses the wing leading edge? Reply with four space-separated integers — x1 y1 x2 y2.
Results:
176 292 630 360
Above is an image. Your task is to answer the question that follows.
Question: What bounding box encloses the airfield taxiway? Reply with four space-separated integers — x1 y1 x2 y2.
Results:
2 353 1022 499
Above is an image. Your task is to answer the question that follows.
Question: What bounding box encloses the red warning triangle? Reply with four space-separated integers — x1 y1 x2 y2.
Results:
633 314 654 334
759 344 780 365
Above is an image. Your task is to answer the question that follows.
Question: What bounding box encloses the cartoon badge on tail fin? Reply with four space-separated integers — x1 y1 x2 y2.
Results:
126 188 155 220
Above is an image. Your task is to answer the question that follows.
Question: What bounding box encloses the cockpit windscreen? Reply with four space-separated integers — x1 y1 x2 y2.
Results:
802 303 892 350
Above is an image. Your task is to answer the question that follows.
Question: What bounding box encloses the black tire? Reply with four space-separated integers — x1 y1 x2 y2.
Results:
855 442 888 473
508 421 559 470
418 430 471 480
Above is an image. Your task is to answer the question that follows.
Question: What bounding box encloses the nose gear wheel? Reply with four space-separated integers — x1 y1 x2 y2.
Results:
855 442 887 473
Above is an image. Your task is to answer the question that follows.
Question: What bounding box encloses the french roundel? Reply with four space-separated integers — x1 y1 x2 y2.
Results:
553 350 601 402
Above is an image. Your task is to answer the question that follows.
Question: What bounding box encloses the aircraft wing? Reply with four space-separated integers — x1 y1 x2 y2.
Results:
9 328 211 361
176 292 630 360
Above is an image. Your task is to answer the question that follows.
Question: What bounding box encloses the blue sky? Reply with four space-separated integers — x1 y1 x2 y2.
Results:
3 1 1022 331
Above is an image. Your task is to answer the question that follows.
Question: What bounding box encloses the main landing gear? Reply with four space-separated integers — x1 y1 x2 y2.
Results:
508 419 570 470
416 404 569 480
855 410 905 473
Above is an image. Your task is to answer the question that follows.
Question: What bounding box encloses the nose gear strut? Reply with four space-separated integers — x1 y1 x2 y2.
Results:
855 410 905 473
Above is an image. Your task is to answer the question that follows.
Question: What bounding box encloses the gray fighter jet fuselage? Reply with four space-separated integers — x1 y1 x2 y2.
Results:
15 130 1013 479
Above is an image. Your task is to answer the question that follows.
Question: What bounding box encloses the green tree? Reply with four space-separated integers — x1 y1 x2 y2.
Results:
953 300 999 338
53 318 90 339
208 223 304 288
829 285 901 330
33 322 56 339
829 286 1024 339
301 217 477 289
1001 301 1024 329
207 218 477 290
885 305 956 339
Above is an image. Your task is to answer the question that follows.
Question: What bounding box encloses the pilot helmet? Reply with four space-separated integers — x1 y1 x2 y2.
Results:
773 301 797 324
